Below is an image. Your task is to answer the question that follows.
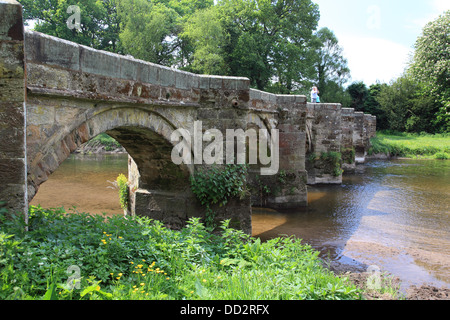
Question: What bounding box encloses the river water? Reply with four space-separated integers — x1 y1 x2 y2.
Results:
31 153 450 290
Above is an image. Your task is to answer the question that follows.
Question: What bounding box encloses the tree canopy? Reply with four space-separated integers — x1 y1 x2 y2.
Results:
408 10 449 132
19 0 350 96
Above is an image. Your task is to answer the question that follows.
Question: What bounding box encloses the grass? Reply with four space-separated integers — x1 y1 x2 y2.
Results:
369 131 450 159
0 206 364 300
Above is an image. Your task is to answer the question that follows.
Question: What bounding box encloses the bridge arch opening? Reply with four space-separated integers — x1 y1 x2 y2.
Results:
27 106 195 227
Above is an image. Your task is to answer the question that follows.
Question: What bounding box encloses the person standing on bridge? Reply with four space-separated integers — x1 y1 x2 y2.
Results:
311 86 319 103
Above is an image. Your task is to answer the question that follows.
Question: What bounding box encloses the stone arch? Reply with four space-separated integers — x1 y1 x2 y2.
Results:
245 111 277 169
27 106 193 202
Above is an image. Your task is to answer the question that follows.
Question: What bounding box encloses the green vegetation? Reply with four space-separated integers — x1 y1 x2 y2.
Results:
116 174 129 211
190 164 248 228
369 131 450 159
84 133 122 151
0 206 363 300
308 151 343 176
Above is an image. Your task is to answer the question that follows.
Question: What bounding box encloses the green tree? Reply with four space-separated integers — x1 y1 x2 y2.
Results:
347 81 368 112
376 75 437 133
117 0 179 65
314 29 350 95
408 10 449 132
312 28 350 104
19 0 121 53
180 7 227 75
365 83 389 130
210 0 320 92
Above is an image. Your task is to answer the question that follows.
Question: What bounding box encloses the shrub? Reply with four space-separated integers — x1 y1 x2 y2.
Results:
190 164 248 228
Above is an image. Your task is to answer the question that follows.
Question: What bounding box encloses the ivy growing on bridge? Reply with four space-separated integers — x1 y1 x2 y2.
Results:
190 164 249 228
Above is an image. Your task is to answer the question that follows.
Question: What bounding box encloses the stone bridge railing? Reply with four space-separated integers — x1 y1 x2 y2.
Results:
0 0 376 233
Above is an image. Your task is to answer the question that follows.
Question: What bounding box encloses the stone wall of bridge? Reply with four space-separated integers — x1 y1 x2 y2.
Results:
247 89 308 209
0 1 27 218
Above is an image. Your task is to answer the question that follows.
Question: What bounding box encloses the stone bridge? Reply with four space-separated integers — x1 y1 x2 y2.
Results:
0 1 376 234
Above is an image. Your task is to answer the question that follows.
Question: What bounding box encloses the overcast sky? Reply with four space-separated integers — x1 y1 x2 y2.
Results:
313 0 450 86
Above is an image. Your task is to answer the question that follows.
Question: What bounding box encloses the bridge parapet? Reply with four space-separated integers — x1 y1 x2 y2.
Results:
25 30 250 107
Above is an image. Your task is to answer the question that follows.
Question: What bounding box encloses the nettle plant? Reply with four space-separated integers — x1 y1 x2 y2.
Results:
190 164 248 228
108 174 129 211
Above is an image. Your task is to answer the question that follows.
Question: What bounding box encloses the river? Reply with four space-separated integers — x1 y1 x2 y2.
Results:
31 153 450 291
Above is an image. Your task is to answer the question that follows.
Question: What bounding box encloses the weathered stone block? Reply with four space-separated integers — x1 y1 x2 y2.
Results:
159 66 176 87
25 31 80 71
0 158 25 184
80 45 121 78
119 56 139 81
0 1 24 41
138 61 159 85
175 70 196 90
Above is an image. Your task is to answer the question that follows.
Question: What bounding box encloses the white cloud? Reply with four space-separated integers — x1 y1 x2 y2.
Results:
433 0 450 13
408 1 449 31
339 36 412 85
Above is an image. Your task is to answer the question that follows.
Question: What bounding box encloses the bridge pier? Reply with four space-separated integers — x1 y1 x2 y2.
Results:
246 90 308 209
0 0 27 218
305 103 343 185
341 108 356 171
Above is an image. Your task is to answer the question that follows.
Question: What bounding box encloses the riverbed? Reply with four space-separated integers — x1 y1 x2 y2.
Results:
30 153 450 292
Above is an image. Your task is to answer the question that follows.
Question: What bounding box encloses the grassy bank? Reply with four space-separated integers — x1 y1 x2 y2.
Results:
0 206 366 300
369 131 450 159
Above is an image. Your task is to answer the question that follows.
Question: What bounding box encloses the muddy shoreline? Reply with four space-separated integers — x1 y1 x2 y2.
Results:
326 239 450 300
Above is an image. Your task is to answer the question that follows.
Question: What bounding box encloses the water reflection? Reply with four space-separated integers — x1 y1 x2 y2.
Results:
252 159 450 289
30 153 129 216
